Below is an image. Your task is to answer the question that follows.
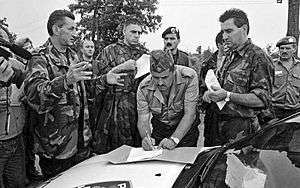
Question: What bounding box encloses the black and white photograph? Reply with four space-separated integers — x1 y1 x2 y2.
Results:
0 0 299 187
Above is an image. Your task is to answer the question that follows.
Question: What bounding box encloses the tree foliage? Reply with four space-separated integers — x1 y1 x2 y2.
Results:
69 0 162 53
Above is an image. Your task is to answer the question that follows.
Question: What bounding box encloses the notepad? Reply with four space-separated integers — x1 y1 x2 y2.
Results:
127 148 163 162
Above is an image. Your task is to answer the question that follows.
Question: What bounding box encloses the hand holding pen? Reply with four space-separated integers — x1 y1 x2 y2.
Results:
142 129 156 151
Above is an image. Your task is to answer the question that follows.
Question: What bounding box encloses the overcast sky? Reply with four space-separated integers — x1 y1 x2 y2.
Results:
0 0 297 54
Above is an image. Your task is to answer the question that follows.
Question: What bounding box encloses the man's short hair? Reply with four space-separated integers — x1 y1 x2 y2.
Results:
79 38 94 49
47 9 75 36
219 8 250 35
215 31 223 46
122 17 142 30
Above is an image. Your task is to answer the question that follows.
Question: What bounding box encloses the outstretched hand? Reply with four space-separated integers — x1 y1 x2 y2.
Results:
106 71 128 86
66 61 92 85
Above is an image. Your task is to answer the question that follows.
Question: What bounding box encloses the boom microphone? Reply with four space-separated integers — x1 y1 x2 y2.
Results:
9 44 32 60
0 37 32 60
0 47 12 60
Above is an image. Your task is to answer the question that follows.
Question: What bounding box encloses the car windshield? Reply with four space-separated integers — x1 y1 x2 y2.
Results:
199 113 300 188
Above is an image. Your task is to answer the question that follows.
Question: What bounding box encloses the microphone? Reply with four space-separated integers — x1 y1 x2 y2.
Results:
0 38 32 60
0 47 12 60
9 44 32 60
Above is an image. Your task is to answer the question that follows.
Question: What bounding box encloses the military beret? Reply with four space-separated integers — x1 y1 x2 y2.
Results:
162 27 180 39
276 36 297 47
150 50 174 73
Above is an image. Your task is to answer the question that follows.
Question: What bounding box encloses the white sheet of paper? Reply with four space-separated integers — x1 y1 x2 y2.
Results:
205 69 226 110
127 148 163 162
135 54 150 79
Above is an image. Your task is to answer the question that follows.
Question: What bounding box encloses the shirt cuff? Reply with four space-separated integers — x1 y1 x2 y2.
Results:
251 88 270 109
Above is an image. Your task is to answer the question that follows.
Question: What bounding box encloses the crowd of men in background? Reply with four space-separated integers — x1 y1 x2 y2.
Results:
0 6 299 188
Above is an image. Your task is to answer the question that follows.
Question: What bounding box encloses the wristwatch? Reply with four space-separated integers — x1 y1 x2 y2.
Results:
225 91 231 102
170 137 180 145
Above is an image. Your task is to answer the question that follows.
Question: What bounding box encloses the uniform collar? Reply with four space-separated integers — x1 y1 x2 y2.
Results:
277 56 300 66
233 38 252 57
42 38 78 67
147 67 185 105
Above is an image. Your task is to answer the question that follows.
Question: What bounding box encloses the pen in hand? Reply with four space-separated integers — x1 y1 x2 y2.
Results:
145 129 155 150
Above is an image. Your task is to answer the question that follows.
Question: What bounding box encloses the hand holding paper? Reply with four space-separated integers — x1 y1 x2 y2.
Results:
204 69 226 110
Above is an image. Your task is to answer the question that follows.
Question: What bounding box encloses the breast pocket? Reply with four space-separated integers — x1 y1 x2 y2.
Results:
274 74 286 88
226 70 250 93
291 72 300 88
173 101 184 114
228 70 249 87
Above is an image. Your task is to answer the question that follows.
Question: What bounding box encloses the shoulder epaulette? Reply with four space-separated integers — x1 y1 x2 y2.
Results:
139 75 152 89
178 66 196 78
179 50 189 56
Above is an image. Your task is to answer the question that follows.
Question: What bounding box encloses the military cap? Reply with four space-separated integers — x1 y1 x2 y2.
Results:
276 36 297 47
162 27 180 39
150 50 174 73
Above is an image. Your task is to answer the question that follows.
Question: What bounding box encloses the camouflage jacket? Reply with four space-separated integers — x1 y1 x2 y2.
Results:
92 41 148 153
217 39 274 118
24 39 91 159
95 40 148 93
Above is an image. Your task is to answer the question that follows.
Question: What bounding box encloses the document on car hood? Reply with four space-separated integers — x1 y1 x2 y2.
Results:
205 69 226 110
135 54 150 79
127 147 163 162
107 145 202 164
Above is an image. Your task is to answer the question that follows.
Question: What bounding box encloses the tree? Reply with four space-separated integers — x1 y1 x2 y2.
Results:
69 0 162 54
287 0 299 55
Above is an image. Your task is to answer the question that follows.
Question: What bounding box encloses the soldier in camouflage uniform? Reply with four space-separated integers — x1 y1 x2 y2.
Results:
24 10 125 179
203 8 274 146
92 18 148 154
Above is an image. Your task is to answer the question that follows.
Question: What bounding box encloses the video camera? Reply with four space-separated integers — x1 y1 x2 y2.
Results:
0 37 32 62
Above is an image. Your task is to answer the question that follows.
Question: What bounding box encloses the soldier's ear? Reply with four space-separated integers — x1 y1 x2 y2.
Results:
292 45 297 54
241 24 248 35
52 24 60 36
